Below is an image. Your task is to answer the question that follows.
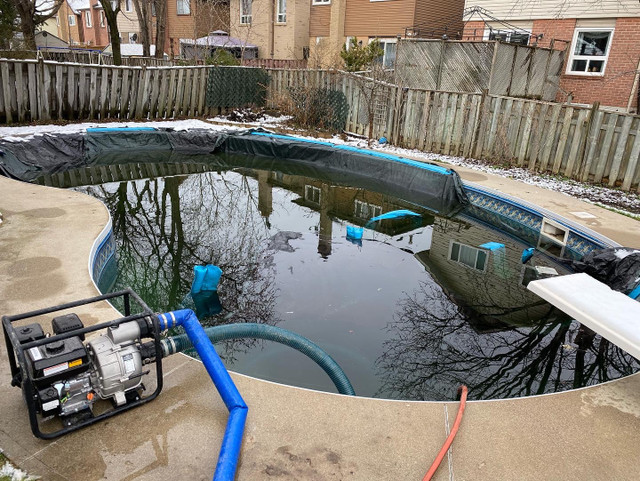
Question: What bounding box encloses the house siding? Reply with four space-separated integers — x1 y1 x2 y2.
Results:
466 0 640 21
309 4 331 37
413 0 466 38
343 0 416 37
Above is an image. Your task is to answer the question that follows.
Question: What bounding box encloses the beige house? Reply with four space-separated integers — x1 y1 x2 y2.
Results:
229 0 310 60
230 0 465 66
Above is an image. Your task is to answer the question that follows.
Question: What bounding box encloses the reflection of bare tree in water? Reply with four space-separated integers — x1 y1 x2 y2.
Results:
78 170 281 362
375 280 640 401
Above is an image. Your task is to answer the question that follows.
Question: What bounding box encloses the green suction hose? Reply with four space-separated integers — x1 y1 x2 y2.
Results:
161 323 356 396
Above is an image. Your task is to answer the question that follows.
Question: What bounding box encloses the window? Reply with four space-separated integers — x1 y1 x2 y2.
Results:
487 29 530 46
85 11 92 27
448 241 488 271
125 0 133 12
354 200 381 220
304 185 321 204
151 2 156 15
345 36 354 51
100 11 105 26
373 38 396 68
56 15 60 26
129 32 137 43
240 0 251 24
312 0 330 4
177 0 190 14
276 0 286 22
567 28 613 75
68 15 76 26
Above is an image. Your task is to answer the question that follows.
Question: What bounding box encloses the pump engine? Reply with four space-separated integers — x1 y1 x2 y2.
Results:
3 289 163 439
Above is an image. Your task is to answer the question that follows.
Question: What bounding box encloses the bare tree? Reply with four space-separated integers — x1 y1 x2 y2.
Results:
12 0 64 50
99 0 122 65
153 0 167 58
131 0 152 56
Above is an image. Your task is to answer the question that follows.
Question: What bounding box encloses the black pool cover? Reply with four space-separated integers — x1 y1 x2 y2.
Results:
0 127 468 216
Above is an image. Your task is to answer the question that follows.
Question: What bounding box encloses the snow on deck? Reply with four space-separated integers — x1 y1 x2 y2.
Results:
528 273 640 360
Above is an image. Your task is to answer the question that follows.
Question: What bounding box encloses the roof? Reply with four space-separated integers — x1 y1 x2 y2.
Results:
102 43 158 56
180 32 257 49
67 0 90 13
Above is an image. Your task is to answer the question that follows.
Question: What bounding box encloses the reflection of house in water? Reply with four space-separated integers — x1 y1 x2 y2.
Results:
250 166 568 333
418 214 569 332
248 168 436 258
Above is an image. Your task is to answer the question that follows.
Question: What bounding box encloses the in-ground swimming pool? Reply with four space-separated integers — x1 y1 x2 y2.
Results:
71 154 639 401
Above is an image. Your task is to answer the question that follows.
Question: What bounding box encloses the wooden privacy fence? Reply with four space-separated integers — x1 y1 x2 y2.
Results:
0 59 212 122
266 69 640 192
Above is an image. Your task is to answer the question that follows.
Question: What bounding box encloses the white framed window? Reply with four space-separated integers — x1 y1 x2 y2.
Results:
240 0 252 24
354 200 381 220
567 28 613 76
125 0 133 12
68 15 76 26
312 0 330 4
56 15 60 26
372 38 397 68
448 241 488 272
276 0 286 22
304 185 321 204
177 0 190 14
85 11 92 27
129 32 137 43
99 10 105 26
486 29 530 46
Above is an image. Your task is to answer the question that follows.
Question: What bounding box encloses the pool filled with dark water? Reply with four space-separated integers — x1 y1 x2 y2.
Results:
76 161 640 401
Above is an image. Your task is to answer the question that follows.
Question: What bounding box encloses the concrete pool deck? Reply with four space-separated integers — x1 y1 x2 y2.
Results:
1 163 640 480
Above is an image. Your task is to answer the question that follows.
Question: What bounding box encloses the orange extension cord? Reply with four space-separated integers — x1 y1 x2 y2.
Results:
422 385 468 481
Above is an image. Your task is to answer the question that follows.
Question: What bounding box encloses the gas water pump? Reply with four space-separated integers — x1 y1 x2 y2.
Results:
2 289 163 439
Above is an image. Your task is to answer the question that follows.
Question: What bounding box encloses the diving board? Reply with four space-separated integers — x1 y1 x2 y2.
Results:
528 273 640 360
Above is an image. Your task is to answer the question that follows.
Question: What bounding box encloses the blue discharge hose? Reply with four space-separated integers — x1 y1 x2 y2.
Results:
158 310 247 481
161 323 356 396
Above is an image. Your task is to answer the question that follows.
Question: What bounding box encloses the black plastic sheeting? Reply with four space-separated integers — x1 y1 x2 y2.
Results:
0 128 469 216
572 247 640 295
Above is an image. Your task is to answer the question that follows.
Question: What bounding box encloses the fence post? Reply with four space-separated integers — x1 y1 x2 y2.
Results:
471 89 489 159
576 101 600 179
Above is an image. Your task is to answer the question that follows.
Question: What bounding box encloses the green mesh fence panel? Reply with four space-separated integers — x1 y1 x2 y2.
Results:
206 67 270 109
287 87 349 132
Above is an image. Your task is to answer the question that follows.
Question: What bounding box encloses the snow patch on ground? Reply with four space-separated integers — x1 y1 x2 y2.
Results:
0 461 38 481
0 119 224 138
614 249 640 259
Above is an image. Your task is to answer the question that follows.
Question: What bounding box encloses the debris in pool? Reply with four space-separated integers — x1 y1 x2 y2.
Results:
268 231 303 252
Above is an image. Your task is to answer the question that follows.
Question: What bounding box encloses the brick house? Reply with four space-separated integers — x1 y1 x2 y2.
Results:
53 0 109 48
463 1 640 111
229 0 465 65
55 0 84 45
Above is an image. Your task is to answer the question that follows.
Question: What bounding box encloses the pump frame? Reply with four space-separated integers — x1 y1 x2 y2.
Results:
2 288 163 439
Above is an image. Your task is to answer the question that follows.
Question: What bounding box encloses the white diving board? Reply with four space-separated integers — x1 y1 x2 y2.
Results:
528 273 640 360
